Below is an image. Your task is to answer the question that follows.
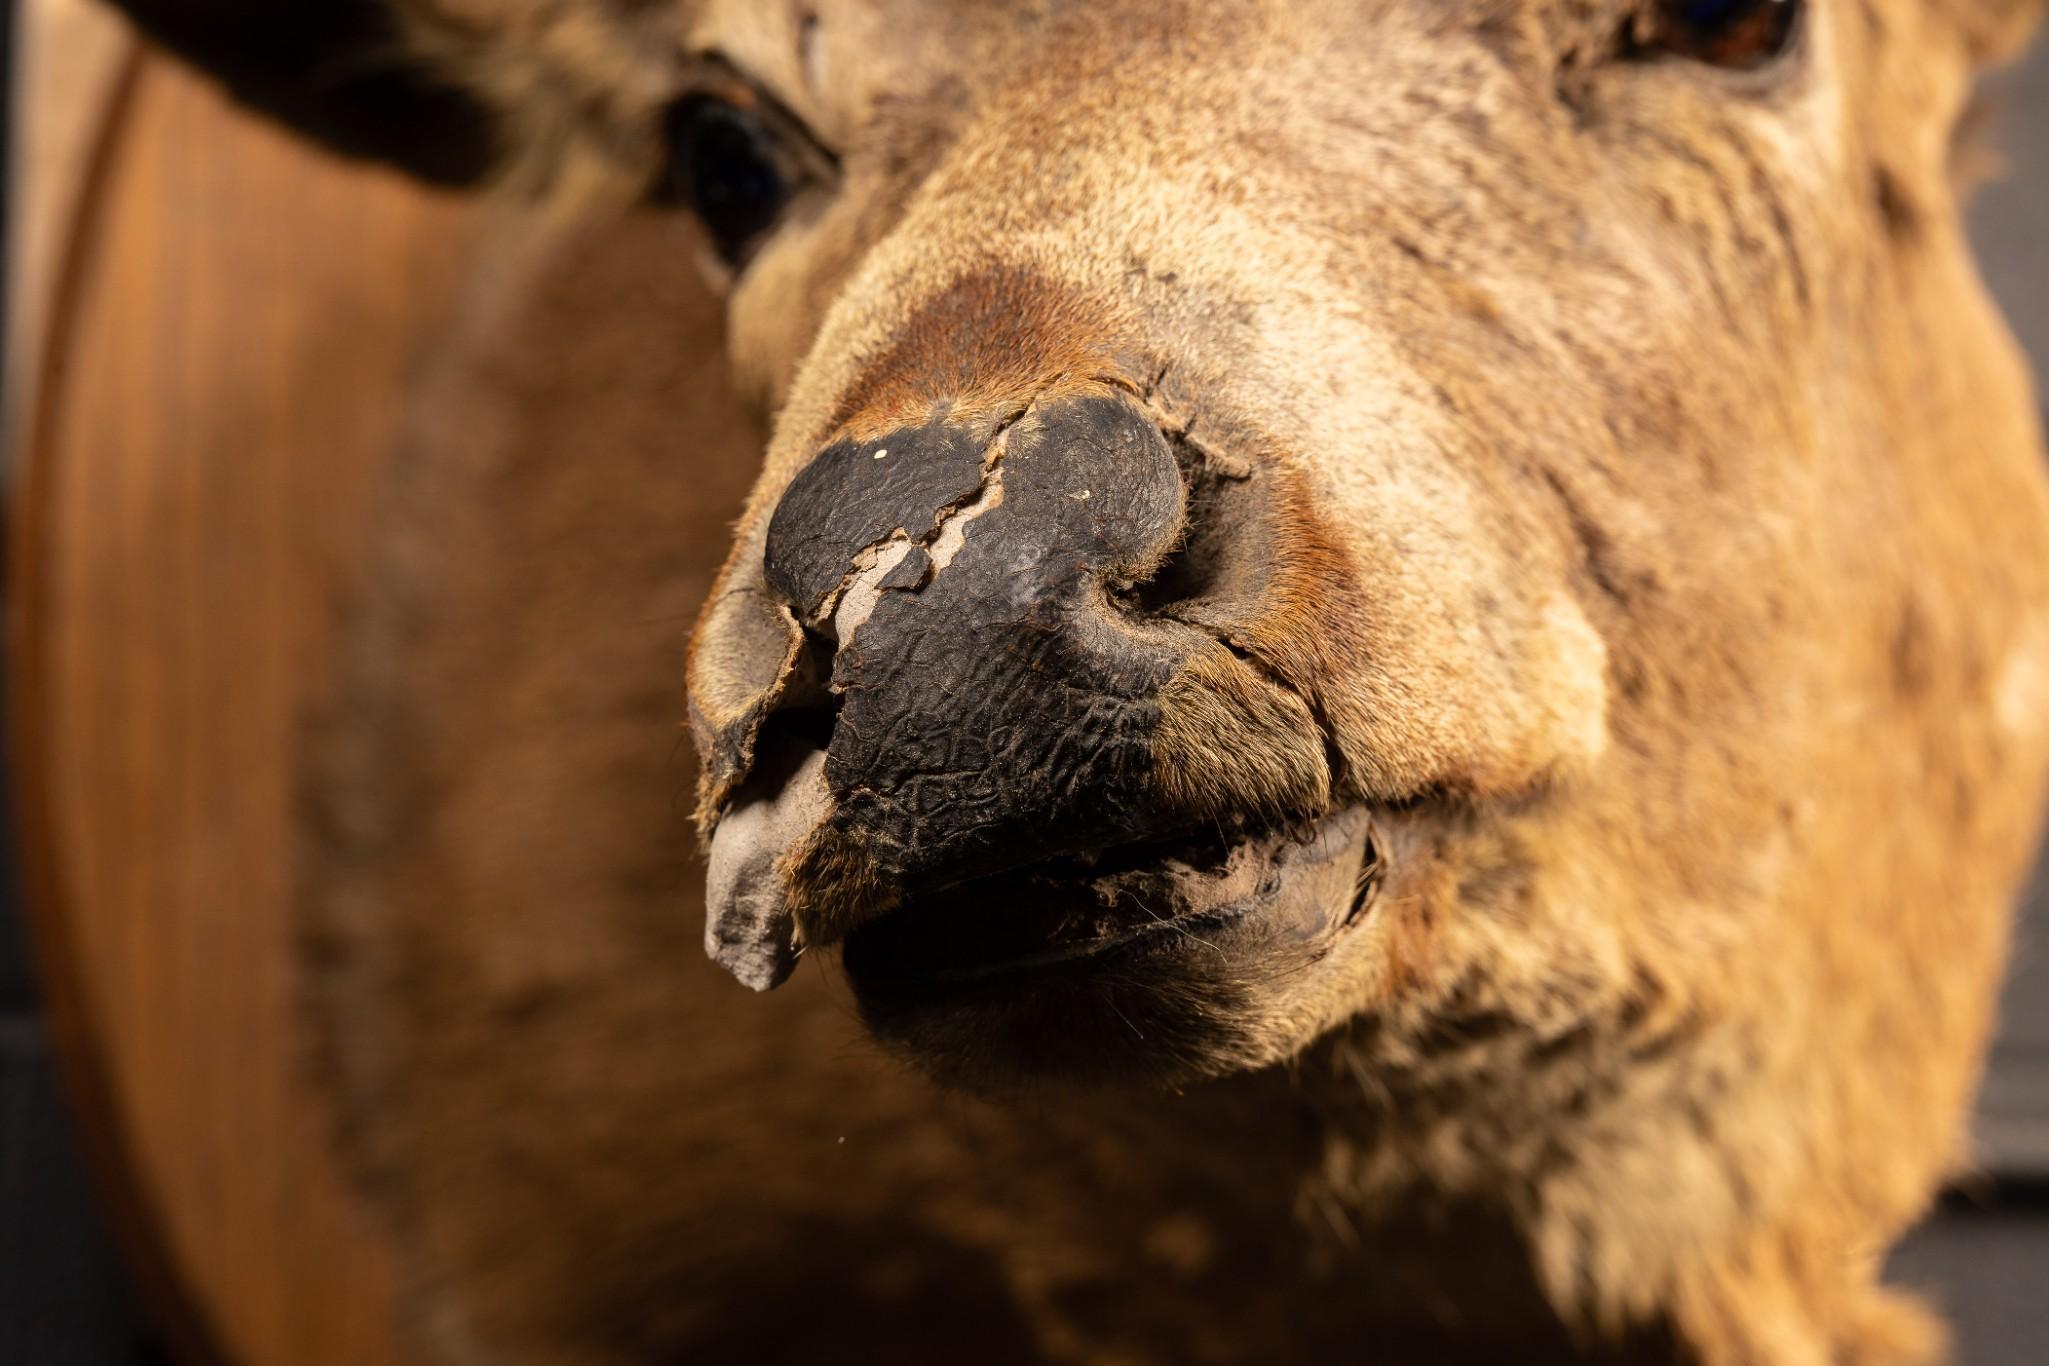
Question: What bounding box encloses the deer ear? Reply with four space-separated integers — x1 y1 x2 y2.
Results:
1930 0 2046 65
106 1 497 184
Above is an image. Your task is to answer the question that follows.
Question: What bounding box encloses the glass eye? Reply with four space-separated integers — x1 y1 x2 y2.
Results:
663 96 800 267
1635 0 1801 68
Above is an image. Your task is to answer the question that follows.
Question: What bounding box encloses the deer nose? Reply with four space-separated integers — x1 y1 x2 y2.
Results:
756 391 1191 908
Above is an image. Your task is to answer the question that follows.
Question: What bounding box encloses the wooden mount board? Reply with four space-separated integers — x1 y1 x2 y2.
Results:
10 25 481 1366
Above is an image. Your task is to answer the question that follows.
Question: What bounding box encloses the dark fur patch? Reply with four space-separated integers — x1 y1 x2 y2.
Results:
1890 594 1937 699
570 1211 1047 1364
823 265 1132 441
1873 163 1923 240
108 0 495 183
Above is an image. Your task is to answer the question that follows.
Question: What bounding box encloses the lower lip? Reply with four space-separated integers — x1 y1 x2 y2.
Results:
848 901 1252 986
842 808 1377 988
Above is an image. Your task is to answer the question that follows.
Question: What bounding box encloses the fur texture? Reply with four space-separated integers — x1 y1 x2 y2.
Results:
277 0 2049 1362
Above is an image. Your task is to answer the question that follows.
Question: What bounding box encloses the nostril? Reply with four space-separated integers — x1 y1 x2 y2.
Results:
754 702 838 767
1111 440 1261 622
754 629 842 766
1115 532 1208 617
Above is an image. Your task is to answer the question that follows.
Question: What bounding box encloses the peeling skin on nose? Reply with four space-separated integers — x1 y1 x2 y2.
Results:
694 412 1025 835
765 416 996 624
704 749 831 991
758 393 1190 921
921 465 1007 575
826 465 1008 648
823 537 914 643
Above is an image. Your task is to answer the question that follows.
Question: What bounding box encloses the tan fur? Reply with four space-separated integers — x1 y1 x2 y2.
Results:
299 1 2049 1362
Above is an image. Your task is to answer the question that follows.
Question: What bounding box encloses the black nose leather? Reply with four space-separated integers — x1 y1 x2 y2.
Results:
762 391 1189 891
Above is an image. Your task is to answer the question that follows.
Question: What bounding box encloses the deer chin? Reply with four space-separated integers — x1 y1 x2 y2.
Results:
835 806 1380 1091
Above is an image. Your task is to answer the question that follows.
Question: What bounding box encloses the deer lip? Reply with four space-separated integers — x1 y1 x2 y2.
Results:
703 743 1378 996
841 807 1376 988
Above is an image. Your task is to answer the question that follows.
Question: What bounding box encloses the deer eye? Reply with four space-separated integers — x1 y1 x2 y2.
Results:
663 96 802 268
1633 0 1801 68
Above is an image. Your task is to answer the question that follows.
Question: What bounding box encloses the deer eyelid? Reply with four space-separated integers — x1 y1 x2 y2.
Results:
660 53 844 270
682 51 843 174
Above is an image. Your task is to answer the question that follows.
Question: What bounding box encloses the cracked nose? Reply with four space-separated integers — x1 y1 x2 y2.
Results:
759 391 1191 906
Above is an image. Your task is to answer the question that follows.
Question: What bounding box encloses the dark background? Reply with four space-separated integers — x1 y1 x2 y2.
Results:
1 15 2046 1365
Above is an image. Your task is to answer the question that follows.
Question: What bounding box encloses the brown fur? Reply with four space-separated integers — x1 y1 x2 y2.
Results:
288 0 2049 1362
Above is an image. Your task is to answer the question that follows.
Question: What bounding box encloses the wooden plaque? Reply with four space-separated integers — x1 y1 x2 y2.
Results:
11 11 480 1362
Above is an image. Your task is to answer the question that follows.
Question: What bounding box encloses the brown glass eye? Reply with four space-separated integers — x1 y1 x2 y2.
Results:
1634 0 1801 68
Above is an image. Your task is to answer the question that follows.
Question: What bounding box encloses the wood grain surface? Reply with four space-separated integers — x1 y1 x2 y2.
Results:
8 0 133 432
12 36 481 1366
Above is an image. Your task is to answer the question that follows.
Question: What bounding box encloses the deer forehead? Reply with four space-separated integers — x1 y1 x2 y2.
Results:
407 0 2011 149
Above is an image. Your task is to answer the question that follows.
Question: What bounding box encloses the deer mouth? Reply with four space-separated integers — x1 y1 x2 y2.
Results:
833 806 1379 1087
702 712 1392 1076
704 745 1381 1083
840 810 1379 989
